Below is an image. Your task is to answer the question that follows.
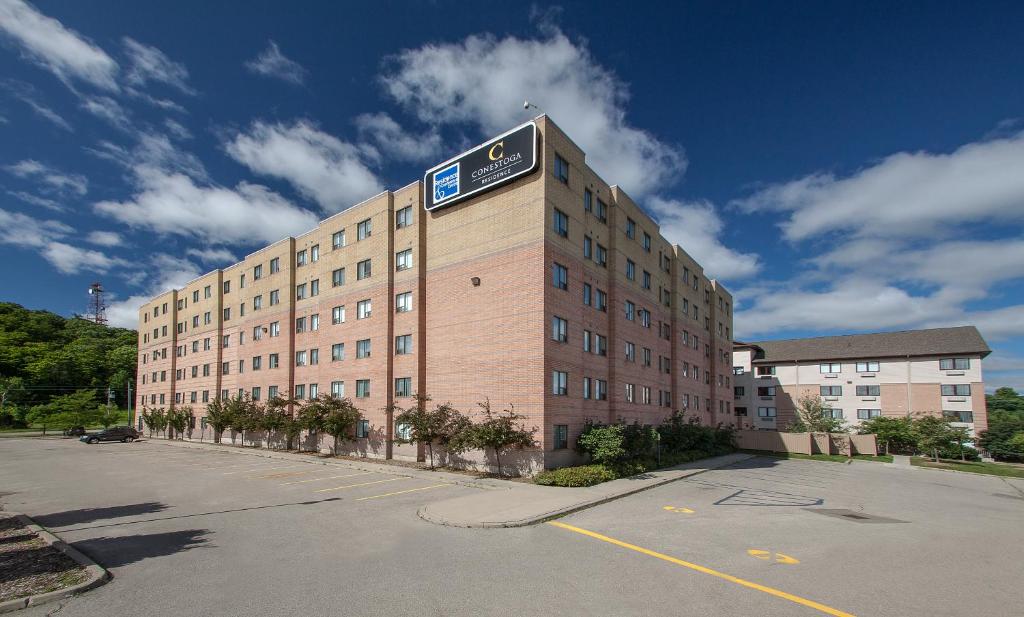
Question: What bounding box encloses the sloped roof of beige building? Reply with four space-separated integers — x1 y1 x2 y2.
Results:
739 326 991 363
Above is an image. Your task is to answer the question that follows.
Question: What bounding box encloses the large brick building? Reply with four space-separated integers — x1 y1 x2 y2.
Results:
732 326 990 435
135 116 735 470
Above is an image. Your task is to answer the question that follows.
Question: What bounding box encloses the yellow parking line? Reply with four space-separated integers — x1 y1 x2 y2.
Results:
547 522 855 617
280 471 373 486
355 484 450 501
314 477 403 493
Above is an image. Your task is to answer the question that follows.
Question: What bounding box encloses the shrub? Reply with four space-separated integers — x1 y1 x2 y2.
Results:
576 422 627 466
534 465 617 487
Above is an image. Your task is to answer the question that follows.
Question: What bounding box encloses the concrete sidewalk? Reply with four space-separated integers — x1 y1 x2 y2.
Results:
143 438 510 490
418 452 754 528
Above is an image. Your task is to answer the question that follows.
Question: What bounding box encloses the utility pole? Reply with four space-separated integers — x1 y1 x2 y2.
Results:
127 378 133 428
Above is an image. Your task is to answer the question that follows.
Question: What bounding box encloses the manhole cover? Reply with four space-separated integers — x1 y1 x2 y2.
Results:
804 508 908 524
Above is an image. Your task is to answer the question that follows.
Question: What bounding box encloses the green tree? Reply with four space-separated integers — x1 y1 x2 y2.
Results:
0 376 28 427
857 416 916 454
788 393 846 433
913 414 955 461
262 397 294 449
96 406 122 428
147 408 168 438
322 397 362 457
986 387 1024 415
139 407 154 437
168 406 192 440
462 400 536 477
297 395 329 452
203 397 233 443
978 410 1024 461
393 395 471 469
224 393 258 445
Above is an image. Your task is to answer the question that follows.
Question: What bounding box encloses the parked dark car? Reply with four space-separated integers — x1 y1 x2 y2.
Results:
79 426 140 444
63 426 86 437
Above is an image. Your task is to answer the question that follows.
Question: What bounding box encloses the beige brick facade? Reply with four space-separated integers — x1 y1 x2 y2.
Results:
135 116 734 470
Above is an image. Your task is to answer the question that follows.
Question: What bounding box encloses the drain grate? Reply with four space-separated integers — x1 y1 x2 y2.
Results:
804 508 908 524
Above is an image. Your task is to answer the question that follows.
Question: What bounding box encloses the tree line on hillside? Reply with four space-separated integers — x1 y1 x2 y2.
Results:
786 390 1024 461
0 302 137 428
141 394 538 476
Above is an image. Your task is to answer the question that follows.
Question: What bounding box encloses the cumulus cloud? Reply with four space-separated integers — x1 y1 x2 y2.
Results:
381 29 685 198
354 112 441 163
0 0 119 91
122 37 194 95
647 197 760 280
0 207 124 274
223 119 383 212
244 40 306 85
107 254 203 328
93 167 319 245
4 159 87 196
186 247 237 264
42 242 128 274
86 230 122 246
733 131 1024 242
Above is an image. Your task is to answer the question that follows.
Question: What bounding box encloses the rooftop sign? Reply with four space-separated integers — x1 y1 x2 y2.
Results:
423 121 538 211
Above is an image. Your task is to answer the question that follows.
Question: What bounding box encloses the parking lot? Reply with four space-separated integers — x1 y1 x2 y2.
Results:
2 438 1022 616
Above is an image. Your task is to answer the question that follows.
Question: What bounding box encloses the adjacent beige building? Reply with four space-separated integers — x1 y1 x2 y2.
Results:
135 116 734 471
732 326 990 435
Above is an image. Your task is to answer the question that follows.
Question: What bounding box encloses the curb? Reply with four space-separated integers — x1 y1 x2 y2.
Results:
417 453 755 528
0 513 110 614
144 438 506 491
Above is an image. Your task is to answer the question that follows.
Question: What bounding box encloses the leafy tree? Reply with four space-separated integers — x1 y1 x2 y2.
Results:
462 400 536 477
857 416 916 454
168 406 193 440
978 410 1024 461
0 376 28 427
203 397 233 443
97 406 122 428
27 390 101 434
986 387 1024 415
297 395 329 451
393 395 471 469
788 393 846 433
147 408 168 438
224 393 259 445
282 413 303 451
913 414 955 461
576 422 626 466
948 425 973 461
321 397 362 456
139 407 154 437
262 397 294 449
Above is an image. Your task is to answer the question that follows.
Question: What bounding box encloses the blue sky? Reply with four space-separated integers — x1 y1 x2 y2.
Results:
1 1 1023 391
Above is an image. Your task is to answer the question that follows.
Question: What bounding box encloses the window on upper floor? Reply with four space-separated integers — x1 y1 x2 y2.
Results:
357 218 372 240
939 358 971 370
626 217 636 239
941 384 971 396
553 208 568 238
554 153 569 184
552 262 568 291
396 206 413 229
856 361 880 373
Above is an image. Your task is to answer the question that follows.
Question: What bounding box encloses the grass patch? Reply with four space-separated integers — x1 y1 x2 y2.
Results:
740 450 893 464
910 457 1024 478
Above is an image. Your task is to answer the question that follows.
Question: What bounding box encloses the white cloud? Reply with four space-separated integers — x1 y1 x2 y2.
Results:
0 207 124 274
647 197 761 280
186 247 237 264
79 95 131 131
244 40 306 85
381 29 685 198
106 254 203 328
733 131 1024 242
6 80 73 131
0 0 119 91
122 37 194 95
4 159 87 196
7 189 62 211
89 132 207 181
42 242 127 274
354 112 441 163
86 230 121 246
224 119 383 213
93 166 320 245
163 118 191 140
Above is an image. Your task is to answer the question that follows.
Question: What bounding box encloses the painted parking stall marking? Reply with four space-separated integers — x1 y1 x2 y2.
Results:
280 472 374 486
663 506 695 514
314 477 404 493
355 484 452 501
748 549 800 565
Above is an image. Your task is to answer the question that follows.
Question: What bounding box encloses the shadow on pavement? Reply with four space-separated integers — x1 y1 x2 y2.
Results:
35 502 170 528
58 498 342 532
72 529 211 568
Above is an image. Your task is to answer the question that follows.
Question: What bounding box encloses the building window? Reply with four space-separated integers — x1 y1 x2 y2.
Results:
939 358 970 370
757 386 776 397
395 292 412 313
270 290 279 306
857 408 881 420
269 322 280 337
855 361 879 373
856 385 880 396
295 350 307 366
642 232 651 252
252 356 262 370
552 370 568 395
733 366 744 375
757 407 777 418
583 283 592 306
296 249 307 267
553 425 568 450
395 334 412 355
552 262 568 291
941 384 971 396
756 366 776 376
943 410 974 423
332 305 345 324
639 309 651 328
356 379 370 398
296 316 307 333
331 381 345 398
583 377 591 399
356 419 370 438
332 229 346 249
595 288 607 312
583 235 592 259
332 343 345 361
641 386 651 405
269 353 279 369
819 362 841 374
625 341 635 362
734 386 745 396
553 208 568 238
625 383 635 403
625 301 635 321
357 299 371 319
626 217 636 239
551 316 568 343
310 314 319 331
222 334 230 348
250 387 260 401
820 386 842 396
583 330 591 353
596 199 607 223
294 384 306 400
357 218 372 240
269 257 279 274
396 206 413 229
396 249 413 271
626 259 635 281
356 338 371 359
642 271 651 290
825 408 843 419
296 283 307 300
593 379 607 401
396 422 411 440
594 333 607 356
735 406 748 417
553 153 569 184
311 244 319 262
595 244 607 267
583 188 592 212
253 295 262 311
357 259 372 280
395 377 411 398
